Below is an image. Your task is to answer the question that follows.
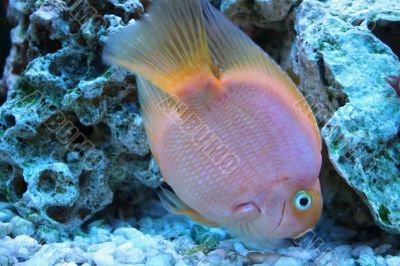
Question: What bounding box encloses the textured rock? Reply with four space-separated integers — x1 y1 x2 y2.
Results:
221 0 298 28
0 0 160 234
292 0 400 232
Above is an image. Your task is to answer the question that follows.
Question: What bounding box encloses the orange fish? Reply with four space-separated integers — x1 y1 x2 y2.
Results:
103 0 322 248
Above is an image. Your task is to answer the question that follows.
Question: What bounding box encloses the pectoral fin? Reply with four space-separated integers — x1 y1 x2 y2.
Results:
159 186 218 227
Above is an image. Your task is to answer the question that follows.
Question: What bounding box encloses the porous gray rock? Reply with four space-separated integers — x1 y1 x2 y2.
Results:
292 0 400 232
221 0 298 28
0 0 160 234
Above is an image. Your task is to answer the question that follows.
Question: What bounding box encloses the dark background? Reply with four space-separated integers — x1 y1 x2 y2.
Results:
0 1 11 80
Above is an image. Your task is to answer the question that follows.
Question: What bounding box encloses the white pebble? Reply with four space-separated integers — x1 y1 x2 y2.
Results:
111 235 127 246
374 244 392 256
0 209 15 223
351 245 374 258
0 222 12 238
114 227 144 240
146 254 174 266
88 242 116 254
274 257 302 266
10 216 36 236
93 252 115 266
175 260 189 266
386 256 400 266
340 258 356 266
233 241 248 256
115 243 145 264
334 245 352 260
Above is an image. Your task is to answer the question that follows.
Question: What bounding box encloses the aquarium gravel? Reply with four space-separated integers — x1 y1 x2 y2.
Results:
1 200 400 266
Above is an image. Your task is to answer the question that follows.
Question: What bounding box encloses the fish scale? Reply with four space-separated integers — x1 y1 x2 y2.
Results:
158 80 318 221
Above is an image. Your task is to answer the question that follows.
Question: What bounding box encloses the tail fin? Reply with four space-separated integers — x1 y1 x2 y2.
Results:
103 0 213 95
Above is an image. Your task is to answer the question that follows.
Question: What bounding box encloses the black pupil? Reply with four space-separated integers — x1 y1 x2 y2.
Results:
299 197 309 206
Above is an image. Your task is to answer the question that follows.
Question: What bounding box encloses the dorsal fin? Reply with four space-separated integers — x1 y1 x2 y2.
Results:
200 1 321 148
103 0 214 96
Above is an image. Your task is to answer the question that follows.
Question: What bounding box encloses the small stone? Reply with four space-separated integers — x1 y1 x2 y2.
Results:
386 256 400 266
201 234 219 251
113 227 144 240
340 258 356 266
374 244 392 256
247 251 281 264
92 252 115 266
115 242 145 264
357 255 377 266
0 222 12 238
175 260 189 266
37 225 61 243
207 248 228 264
208 253 223 265
0 209 16 223
334 245 352 260
375 256 387 266
190 225 208 244
314 248 337 266
54 263 78 266
89 227 112 243
280 246 313 261
110 235 127 246
274 256 302 266
208 249 226 258
112 219 135 229
146 254 174 266
88 242 116 254
208 228 227 239
233 241 248 256
351 246 374 258
0 255 9 266
10 216 36 236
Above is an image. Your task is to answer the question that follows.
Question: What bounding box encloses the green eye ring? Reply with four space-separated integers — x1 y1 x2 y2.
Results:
294 191 312 211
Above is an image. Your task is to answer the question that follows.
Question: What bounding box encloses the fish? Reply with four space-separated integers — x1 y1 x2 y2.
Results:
385 75 400 97
103 0 322 248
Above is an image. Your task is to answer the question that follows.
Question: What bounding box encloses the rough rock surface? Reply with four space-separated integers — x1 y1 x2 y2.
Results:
0 0 160 234
220 0 298 28
292 0 400 233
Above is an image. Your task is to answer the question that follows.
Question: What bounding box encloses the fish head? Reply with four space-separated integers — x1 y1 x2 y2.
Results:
229 177 322 248
269 178 323 239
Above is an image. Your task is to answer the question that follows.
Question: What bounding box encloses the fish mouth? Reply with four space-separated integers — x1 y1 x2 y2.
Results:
275 200 286 230
293 227 314 239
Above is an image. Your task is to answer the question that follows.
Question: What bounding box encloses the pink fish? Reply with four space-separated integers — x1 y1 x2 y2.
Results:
103 0 322 248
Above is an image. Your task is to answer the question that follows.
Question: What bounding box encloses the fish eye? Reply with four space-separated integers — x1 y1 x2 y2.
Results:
294 191 312 211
